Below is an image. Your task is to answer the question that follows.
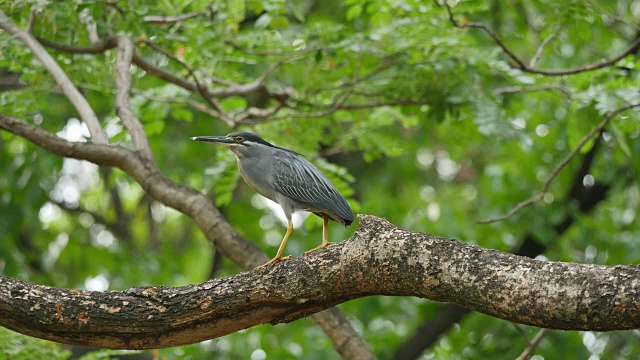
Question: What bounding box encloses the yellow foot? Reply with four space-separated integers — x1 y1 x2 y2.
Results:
256 255 292 269
304 242 333 255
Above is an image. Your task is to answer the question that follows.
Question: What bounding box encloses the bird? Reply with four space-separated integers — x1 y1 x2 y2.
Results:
192 132 354 268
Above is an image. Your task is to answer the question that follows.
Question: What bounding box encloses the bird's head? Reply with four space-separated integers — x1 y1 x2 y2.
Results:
192 132 279 158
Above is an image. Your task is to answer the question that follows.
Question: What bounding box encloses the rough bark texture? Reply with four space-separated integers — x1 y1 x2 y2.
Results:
1 215 639 350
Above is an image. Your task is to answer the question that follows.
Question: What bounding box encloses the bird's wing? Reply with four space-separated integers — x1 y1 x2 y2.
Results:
272 154 353 223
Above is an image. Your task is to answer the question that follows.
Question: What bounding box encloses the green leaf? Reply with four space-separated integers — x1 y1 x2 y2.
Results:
346 4 363 21
254 13 273 29
269 16 289 30
611 123 632 158
568 106 598 154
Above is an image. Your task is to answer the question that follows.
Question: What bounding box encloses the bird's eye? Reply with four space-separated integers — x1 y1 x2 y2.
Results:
235 136 244 143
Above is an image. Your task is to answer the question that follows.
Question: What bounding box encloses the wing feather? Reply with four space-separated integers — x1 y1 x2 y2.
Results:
272 153 353 224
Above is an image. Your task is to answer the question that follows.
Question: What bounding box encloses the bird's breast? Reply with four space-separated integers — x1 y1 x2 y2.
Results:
237 157 277 201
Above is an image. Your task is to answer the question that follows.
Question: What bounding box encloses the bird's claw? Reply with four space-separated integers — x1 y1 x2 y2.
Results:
304 242 333 255
256 255 292 269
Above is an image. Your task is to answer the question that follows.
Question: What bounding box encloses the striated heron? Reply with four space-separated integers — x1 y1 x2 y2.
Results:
192 132 354 268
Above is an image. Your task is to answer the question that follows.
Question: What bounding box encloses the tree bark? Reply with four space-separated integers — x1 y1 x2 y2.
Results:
1 215 639 350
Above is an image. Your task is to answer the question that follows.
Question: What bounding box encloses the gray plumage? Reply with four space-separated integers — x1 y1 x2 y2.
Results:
192 131 354 267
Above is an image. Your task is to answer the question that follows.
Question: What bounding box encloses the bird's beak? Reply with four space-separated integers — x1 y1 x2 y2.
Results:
191 136 234 146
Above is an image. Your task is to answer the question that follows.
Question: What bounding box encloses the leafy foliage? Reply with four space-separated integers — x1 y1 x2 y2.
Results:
0 327 70 360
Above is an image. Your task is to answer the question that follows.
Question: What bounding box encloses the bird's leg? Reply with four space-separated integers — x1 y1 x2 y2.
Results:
304 214 332 254
257 219 293 268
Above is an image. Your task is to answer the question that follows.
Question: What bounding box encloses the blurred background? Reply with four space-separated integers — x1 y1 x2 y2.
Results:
1 0 640 359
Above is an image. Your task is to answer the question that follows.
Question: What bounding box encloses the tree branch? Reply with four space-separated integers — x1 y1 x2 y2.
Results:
131 89 230 125
478 102 640 224
442 3 640 76
0 9 108 144
1 215 639 350
224 38 319 56
530 33 556 68
492 84 570 97
78 8 99 43
143 6 216 24
114 36 155 161
515 328 549 360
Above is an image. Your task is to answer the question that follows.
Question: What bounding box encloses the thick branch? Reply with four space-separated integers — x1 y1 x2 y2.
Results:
0 9 108 144
1 215 639 350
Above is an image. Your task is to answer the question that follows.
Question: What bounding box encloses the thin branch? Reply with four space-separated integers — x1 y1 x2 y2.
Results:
135 80 425 125
27 9 37 33
196 67 234 87
443 2 528 69
131 89 227 121
224 38 320 56
143 6 216 24
99 168 131 244
515 329 549 360
277 58 363 119
272 98 429 122
105 0 125 15
478 194 546 225
114 36 155 161
37 36 119 54
136 39 189 67
492 84 571 97
512 323 531 342
232 104 285 126
441 3 640 76
78 8 99 43
340 99 430 110
305 62 394 97
0 9 108 144
478 102 640 224
208 249 224 279
530 33 557 68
